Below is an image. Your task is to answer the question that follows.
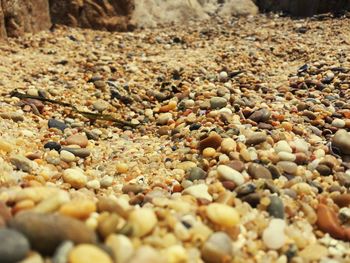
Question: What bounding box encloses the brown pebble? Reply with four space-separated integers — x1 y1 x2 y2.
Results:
65 134 89 148
221 181 236 191
198 133 222 152
316 203 345 240
248 163 272 179
332 194 350 208
226 160 245 172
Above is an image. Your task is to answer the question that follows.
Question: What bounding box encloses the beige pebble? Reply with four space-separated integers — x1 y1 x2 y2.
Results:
128 208 158 237
105 234 134 263
60 150 76 162
69 244 112 263
202 147 216 158
0 138 13 153
220 138 236 153
182 184 213 201
164 245 188 263
59 199 96 219
32 191 70 213
299 243 329 261
62 168 87 189
65 134 89 148
206 203 240 227
116 162 128 173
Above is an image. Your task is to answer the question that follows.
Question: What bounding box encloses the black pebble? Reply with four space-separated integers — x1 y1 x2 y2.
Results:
48 119 67 132
44 141 61 151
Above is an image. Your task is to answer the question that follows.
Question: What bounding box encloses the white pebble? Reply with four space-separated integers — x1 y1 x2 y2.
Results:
263 219 286 250
274 141 292 153
217 165 244 185
183 184 213 201
332 119 346 128
60 150 76 163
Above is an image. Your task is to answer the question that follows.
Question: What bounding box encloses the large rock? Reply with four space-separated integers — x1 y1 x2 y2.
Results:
1 0 51 38
49 0 135 31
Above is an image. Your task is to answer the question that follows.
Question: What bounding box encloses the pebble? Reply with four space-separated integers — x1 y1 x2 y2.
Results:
105 234 134 263
0 112 24 122
262 218 286 250
248 108 271 122
201 232 233 263
206 203 240 227
0 228 30 263
198 133 222 152
8 212 96 255
202 147 216 158
97 213 120 239
93 100 109 112
128 246 163 263
32 191 70 213
0 138 13 152
44 141 61 151
245 132 267 146
217 165 245 185
128 208 157 237
277 151 296 162
219 71 228 82
61 148 91 158
187 167 207 181
156 113 172 125
293 138 309 153
59 199 96 219
332 129 350 155
10 155 34 172
299 243 329 261
247 163 272 179
316 203 345 240
48 119 67 131
116 162 128 173
53 241 74 263
274 140 292 153
69 244 113 263
62 168 88 189
221 138 236 153
183 184 213 201
267 196 284 219
331 118 346 128
65 134 89 148
60 150 76 162
332 194 350 208
277 161 298 174
210 97 227 109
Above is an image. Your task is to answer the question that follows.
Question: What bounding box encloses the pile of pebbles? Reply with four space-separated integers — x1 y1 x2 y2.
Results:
0 13 350 263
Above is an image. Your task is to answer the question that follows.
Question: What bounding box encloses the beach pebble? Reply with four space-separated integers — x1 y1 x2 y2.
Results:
128 208 158 237
206 203 240 227
0 228 30 263
105 234 133 263
332 129 350 155
217 165 244 185
274 140 292 153
62 168 87 189
201 232 233 263
262 218 286 250
69 244 113 263
183 184 213 201
60 150 76 162
65 134 89 148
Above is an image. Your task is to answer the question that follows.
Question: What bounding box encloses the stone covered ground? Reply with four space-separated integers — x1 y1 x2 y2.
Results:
0 13 350 263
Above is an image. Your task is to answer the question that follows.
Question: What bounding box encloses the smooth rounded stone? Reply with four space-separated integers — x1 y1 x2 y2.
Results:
206 203 240 227
115 163 128 174
122 184 143 194
156 113 172 125
176 161 197 172
316 204 345 240
10 155 34 172
245 132 267 146
217 165 244 186
332 194 350 208
332 129 350 155
94 80 106 89
69 244 112 263
247 163 272 179
32 191 70 213
221 138 236 153
182 184 213 201
198 133 222 152
62 168 87 189
86 179 100 190
100 176 114 188
202 147 216 158
61 148 91 158
0 202 12 222
248 108 271 122
226 160 245 172
262 218 286 250
241 193 261 208
187 167 207 181
332 118 346 128
53 241 74 263
277 151 296 162
219 71 228 82
129 246 163 263
0 138 13 152
277 161 298 174
128 208 158 237
0 228 30 263
60 150 76 162
299 243 329 261
59 199 96 219
97 213 120 239
105 234 133 263
0 112 24 122
48 119 67 132
8 212 97 255
274 140 292 153
44 141 61 151
235 183 256 196
201 232 232 263
316 164 332 176
267 196 284 219
210 97 227 109
93 100 109 112
65 134 89 148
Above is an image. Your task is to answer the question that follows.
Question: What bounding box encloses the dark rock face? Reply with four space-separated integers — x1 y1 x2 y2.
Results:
0 0 51 38
49 0 135 32
255 0 350 16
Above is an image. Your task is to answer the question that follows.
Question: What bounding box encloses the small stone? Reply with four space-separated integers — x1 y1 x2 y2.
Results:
235 183 256 196
62 168 87 189
248 108 271 122
59 199 96 219
69 244 112 263
277 151 296 162
262 218 286 250
221 138 236 153
226 160 245 172
65 134 89 148
332 129 350 155
32 191 70 213
267 195 284 219
210 97 227 109
156 113 172 125
44 141 61 151
183 184 213 201
94 80 106 89
48 119 67 132
316 164 332 176
93 100 109 112
277 161 298 174
201 232 232 263
0 138 13 152
274 140 292 153
10 155 34 172
105 234 133 263
116 162 128 174
219 71 228 82
176 161 197 171
53 241 74 263
61 148 91 158
245 132 267 146
247 163 272 179
217 165 244 185
60 150 76 162
128 208 158 237
98 213 120 239
0 112 24 122
187 167 207 181
0 229 30 263
8 212 97 255
293 138 309 153
198 133 222 152
299 243 329 261
202 147 216 158
122 184 143 194
100 176 113 188
206 203 240 227
332 118 346 128
316 203 345 240
129 246 163 263
332 194 350 208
